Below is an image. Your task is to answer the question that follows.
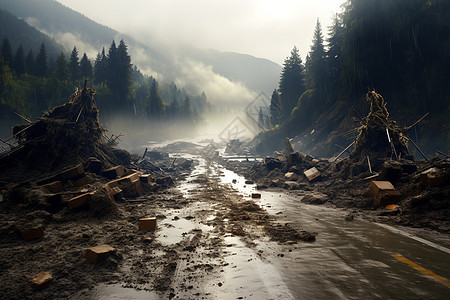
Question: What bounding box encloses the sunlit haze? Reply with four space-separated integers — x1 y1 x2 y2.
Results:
57 0 345 65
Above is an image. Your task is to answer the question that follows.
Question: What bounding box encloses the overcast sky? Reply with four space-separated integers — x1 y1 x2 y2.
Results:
57 0 345 65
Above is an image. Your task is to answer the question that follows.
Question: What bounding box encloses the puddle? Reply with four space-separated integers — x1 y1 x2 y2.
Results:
208 235 295 299
70 283 161 299
157 217 213 246
216 163 258 199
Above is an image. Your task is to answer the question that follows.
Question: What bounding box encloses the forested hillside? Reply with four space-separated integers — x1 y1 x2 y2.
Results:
0 9 208 140
258 0 450 157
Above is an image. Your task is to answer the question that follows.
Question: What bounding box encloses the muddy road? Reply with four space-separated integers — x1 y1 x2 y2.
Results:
72 150 450 300
2 142 448 299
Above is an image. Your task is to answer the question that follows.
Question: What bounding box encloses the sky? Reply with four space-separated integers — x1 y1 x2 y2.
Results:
57 0 346 65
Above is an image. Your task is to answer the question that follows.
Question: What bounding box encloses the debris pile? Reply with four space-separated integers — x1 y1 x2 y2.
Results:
349 91 410 170
225 92 449 233
1 87 130 184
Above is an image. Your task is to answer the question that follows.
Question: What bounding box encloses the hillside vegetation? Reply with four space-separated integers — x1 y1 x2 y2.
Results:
258 0 450 158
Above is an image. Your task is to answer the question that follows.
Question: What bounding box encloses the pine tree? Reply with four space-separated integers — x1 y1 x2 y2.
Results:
94 47 107 84
326 14 344 102
13 44 25 75
116 39 132 100
147 79 164 119
258 107 265 129
54 52 68 82
1 38 13 65
80 53 93 79
269 89 281 126
106 40 118 91
35 42 48 78
279 46 306 118
25 49 34 75
306 19 327 90
182 95 192 120
68 46 80 84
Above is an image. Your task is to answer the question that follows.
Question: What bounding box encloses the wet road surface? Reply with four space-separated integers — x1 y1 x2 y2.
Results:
82 155 450 299
217 161 450 299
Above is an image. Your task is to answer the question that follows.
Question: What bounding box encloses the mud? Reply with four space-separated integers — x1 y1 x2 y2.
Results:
0 151 318 299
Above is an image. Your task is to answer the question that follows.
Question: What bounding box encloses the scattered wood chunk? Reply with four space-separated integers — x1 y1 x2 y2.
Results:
104 184 123 201
84 245 116 264
68 176 92 187
139 217 157 231
139 174 152 185
245 180 254 184
304 167 321 182
60 164 84 180
107 172 143 197
40 181 63 193
66 192 91 209
31 272 52 289
370 181 401 207
251 193 261 198
420 167 445 187
17 226 44 241
86 157 102 174
102 165 125 179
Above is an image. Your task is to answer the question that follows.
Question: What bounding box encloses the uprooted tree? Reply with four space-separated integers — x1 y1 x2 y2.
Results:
349 91 410 167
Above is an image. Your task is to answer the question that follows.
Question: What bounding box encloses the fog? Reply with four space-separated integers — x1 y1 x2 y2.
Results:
57 0 345 65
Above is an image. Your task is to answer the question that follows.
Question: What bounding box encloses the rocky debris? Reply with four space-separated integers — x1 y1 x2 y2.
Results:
225 92 449 233
31 272 53 289
84 245 116 264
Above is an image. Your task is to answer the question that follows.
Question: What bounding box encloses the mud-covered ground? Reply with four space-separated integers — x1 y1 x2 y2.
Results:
224 154 450 234
0 156 315 299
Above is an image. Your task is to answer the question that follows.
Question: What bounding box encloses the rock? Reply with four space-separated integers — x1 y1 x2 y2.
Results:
156 176 174 187
345 214 354 221
301 192 329 204
265 157 282 171
380 161 402 182
287 152 303 165
289 166 302 175
139 217 157 231
270 179 282 187
86 157 102 174
282 181 300 190
31 272 52 289
421 167 445 187
84 245 116 264
284 172 299 181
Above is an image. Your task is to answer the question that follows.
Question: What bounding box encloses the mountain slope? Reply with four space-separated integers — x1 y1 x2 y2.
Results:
0 0 280 97
0 8 63 59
